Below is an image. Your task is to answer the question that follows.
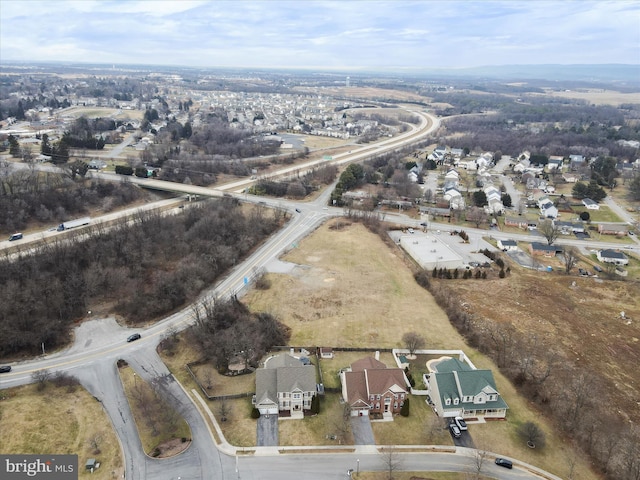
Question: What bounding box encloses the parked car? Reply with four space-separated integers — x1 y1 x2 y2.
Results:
408 228 415 234
0 365 12 373
126 333 141 342
593 265 603 273
295 208 301 213
449 423 461 438
454 416 468 431
495 458 513 469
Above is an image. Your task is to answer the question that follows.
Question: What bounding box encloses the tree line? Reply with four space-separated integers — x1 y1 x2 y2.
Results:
0 199 283 358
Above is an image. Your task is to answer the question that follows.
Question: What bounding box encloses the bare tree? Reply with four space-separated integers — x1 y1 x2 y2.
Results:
88 432 103 455
32 369 51 391
380 447 402 480
517 421 546 448
218 399 232 422
538 219 561 245
466 206 488 228
561 246 580 274
402 331 425 357
467 449 489 480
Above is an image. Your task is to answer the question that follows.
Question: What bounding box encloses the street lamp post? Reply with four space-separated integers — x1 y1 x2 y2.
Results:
356 458 360 476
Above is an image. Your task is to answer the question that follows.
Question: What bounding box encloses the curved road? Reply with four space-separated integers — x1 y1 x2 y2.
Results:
0 108 570 480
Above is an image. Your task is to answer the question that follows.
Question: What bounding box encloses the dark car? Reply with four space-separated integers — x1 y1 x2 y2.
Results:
495 458 513 469
0 365 12 373
9 233 23 241
295 208 301 213
126 333 141 343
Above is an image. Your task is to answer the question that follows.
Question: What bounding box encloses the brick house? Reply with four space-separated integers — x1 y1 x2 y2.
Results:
341 357 409 418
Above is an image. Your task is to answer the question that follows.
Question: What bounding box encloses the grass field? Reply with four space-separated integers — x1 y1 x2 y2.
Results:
242 219 602 480
0 383 124 479
119 364 191 457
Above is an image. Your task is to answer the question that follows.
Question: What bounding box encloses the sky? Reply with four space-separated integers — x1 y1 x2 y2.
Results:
1 0 639 71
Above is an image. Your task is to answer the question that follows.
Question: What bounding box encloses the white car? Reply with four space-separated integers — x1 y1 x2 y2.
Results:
454 416 468 431
449 423 461 438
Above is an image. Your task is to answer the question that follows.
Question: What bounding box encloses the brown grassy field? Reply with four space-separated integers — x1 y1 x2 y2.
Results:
242 219 601 480
0 383 124 479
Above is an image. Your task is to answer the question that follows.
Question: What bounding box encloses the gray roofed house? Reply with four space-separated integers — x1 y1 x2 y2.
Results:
424 357 508 419
596 249 629 265
253 353 317 417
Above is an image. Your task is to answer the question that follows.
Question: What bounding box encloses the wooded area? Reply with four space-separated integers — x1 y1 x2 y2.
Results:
0 199 283 358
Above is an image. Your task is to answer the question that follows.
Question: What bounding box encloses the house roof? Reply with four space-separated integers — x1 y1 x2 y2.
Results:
255 354 317 407
582 198 597 206
531 242 562 252
344 357 408 408
599 249 628 260
431 359 508 412
499 239 517 247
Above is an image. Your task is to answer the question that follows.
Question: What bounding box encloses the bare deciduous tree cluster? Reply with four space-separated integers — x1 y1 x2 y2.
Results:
0 199 282 358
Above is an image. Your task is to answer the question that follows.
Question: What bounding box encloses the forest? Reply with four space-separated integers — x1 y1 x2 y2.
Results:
0 199 283 358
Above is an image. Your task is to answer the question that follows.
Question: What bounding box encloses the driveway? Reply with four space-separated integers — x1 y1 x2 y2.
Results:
257 414 279 446
350 415 375 445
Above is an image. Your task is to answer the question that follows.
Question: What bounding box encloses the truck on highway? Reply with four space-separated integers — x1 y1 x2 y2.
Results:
57 217 91 231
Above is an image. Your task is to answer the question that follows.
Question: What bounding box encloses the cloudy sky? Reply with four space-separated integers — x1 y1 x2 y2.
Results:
1 0 638 71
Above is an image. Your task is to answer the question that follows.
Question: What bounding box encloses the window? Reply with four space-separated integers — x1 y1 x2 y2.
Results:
376 395 381 400
454 398 459 405
445 398 451 406
394 403 398 409
293 393 301 399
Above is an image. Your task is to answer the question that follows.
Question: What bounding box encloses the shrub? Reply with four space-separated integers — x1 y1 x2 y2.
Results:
251 408 260 419
400 398 410 417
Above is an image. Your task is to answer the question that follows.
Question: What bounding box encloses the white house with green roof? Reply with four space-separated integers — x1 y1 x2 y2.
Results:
424 357 508 419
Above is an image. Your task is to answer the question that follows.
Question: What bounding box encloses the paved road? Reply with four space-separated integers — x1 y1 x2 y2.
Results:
0 108 569 480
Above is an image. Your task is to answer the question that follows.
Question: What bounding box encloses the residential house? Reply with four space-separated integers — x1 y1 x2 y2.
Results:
597 249 629 265
562 172 579 183
504 216 529 229
253 353 317 416
598 223 628 236
554 221 585 235
569 155 586 171
540 201 558 219
497 239 518 251
341 357 409 418
582 198 600 210
547 157 563 171
484 185 504 214
424 357 508 419
529 242 562 257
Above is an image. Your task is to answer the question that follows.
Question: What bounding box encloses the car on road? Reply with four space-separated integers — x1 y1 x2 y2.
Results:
449 423 461 438
454 416 468 431
295 208 301 213
9 233 23 241
126 333 141 342
408 228 415 234
495 458 513 469
0 365 12 373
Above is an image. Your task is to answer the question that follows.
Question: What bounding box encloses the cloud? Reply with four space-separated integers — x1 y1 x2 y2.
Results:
1 0 638 69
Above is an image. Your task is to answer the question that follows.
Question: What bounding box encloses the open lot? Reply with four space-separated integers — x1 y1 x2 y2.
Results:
0 382 124 479
242 219 600 480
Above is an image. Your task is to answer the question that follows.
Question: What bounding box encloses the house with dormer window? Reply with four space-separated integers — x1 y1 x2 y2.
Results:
424 357 508 419
253 353 317 417
341 356 409 418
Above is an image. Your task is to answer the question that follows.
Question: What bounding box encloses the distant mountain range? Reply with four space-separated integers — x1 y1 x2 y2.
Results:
1 61 638 86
